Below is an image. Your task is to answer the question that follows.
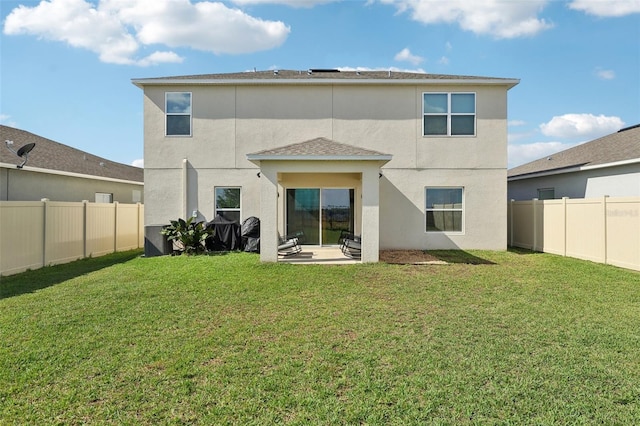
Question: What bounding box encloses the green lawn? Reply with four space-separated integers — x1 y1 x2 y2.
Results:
1 250 639 424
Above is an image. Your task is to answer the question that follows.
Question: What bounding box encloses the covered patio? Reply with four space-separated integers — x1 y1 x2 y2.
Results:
247 137 391 263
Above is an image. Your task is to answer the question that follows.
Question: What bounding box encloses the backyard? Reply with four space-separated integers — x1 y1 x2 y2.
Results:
1 249 639 424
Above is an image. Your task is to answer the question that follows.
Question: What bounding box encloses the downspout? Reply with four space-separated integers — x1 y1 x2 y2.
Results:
182 158 188 219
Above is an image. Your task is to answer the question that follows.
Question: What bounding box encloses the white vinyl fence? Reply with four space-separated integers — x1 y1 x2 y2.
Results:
1 200 144 276
508 196 640 271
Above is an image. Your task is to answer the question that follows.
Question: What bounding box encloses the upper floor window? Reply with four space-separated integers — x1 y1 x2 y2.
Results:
423 93 476 136
166 92 191 136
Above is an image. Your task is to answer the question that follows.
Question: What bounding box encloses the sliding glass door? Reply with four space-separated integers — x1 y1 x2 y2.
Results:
286 188 354 245
321 189 354 245
286 189 320 244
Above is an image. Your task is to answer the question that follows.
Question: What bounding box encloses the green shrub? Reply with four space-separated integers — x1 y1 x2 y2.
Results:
160 217 212 255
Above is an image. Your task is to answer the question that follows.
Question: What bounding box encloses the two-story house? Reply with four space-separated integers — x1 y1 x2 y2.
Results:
133 69 518 262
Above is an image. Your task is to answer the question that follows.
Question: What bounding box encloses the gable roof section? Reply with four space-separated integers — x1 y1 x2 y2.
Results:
247 137 392 161
133 69 519 89
508 125 640 180
0 125 143 183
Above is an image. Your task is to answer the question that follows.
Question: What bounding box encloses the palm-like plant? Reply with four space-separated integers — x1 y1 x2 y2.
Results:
160 217 212 255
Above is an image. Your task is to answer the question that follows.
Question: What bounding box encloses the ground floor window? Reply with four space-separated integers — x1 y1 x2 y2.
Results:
215 187 241 222
425 187 463 232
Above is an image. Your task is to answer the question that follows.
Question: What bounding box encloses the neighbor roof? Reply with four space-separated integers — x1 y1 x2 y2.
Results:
247 137 392 161
133 69 519 88
508 124 640 179
0 125 143 183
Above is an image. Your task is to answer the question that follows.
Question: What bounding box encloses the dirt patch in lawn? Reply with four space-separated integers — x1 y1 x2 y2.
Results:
379 250 448 265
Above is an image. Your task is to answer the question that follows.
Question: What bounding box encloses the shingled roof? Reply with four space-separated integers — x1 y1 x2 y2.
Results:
0 125 143 183
508 124 640 179
247 137 392 161
133 69 519 88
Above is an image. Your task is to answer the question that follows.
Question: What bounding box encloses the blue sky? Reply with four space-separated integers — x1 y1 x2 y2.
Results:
1 0 639 169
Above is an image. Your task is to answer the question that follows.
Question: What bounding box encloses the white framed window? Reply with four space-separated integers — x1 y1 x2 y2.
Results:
425 187 464 233
537 188 555 200
95 192 113 203
215 187 241 223
423 92 476 136
166 92 192 136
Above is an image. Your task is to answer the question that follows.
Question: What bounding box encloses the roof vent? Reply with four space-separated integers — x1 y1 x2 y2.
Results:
618 123 640 133
388 70 391 77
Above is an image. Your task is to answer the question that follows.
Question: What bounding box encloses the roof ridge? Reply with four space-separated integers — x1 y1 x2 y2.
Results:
248 136 392 159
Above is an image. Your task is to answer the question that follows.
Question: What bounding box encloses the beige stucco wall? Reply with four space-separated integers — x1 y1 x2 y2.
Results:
141 81 510 252
143 83 509 171
380 168 507 250
0 166 143 203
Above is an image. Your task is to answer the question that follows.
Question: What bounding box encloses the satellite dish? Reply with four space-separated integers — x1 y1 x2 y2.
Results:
16 143 35 158
4 140 36 168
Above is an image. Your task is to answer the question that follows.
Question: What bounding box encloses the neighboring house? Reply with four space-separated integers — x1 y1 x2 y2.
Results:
132 69 518 262
508 124 640 201
0 125 143 203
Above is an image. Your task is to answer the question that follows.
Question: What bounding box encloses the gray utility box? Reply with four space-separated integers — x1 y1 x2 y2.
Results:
144 225 170 257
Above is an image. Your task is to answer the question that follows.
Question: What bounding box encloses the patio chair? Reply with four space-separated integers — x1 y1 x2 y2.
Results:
278 233 302 257
339 231 361 259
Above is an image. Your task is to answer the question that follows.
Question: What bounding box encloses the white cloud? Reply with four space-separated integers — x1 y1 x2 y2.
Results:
540 114 624 139
3 0 290 66
508 120 527 127
131 158 144 168
394 48 424 65
0 114 18 127
508 141 577 168
595 68 616 80
569 0 640 17
377 0 553 38
137 51 184 67
437 56 449 65
231 0 339 7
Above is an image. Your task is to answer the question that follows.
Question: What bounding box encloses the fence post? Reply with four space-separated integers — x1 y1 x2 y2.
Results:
562 197 568 257
532 198 538 252
603 195 609 265
41 198 49 267
82 200 88 258
509 199 514 247
114 201 119 253
137 202 142 249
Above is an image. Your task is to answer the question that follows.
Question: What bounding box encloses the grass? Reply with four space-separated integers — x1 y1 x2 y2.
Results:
1 249 640 424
